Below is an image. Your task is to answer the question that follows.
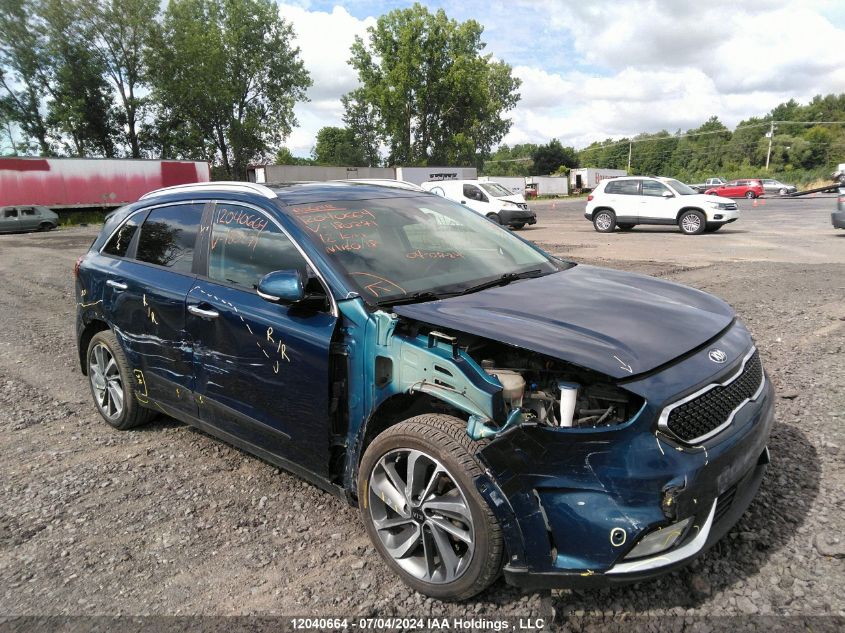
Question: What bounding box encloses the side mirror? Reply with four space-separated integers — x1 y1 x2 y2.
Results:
257 270 305 304
662 190 674 198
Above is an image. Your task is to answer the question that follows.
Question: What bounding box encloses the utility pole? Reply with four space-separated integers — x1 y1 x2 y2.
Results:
765 121 776 171
627 140 632 172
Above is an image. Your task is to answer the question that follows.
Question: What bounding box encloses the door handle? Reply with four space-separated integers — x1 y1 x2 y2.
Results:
106 279 128 291
188 304 219 319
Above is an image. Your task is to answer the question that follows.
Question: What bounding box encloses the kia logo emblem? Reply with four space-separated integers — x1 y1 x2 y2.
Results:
709 349 728 363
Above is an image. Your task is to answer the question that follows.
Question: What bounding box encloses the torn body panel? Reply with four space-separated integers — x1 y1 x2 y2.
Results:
475 323 775 587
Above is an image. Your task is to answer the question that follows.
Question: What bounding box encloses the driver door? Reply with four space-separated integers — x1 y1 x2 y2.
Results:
461 184 489 215
640 180 676 222
186 201 337 476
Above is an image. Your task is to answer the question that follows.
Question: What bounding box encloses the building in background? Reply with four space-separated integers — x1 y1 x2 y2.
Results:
247 164 477 186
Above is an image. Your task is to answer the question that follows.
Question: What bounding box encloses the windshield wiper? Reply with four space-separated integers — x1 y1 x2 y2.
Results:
455 269 544 296
375 291 446 307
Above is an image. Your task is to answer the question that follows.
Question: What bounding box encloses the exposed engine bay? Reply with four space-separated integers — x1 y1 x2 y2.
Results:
396 320 644 430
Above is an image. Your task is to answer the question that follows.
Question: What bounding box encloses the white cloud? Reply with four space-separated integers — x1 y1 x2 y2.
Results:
277 0 845 156
278 3 375 154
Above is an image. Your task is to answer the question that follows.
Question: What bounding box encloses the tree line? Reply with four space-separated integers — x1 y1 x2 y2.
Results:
485 95 844 184
0 1 521 178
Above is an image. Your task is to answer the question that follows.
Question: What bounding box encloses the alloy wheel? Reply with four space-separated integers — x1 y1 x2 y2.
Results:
367 449 475 584
89 343 124 421
681 214 701 233
595 213 612 231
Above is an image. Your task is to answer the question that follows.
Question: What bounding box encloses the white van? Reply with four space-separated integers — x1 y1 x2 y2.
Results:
421 179 537 229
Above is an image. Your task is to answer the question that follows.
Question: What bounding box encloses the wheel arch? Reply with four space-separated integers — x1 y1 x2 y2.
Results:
78 319 111 375
676 206 705 221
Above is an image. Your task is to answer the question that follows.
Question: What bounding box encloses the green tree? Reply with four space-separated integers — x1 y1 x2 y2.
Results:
0 0 53 154
342 89 381 167
532 139 577 175
78 0 160 158
312 126 365 165
147 0 311 179
41 0 118 156
483 143 537 176
347 3 520 167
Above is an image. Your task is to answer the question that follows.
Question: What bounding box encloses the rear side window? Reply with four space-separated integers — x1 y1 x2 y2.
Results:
136 204 202 273
209 204 307 290
103 215 142 257
605 180 640 195
3 208 18 218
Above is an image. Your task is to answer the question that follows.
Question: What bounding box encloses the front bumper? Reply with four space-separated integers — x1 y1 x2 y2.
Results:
476 326 774 589
500 208 537 226
706 208 739 222
501 445 770 589
832 211 845 229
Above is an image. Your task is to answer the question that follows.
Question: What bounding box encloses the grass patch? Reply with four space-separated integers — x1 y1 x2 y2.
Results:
56 209 110 227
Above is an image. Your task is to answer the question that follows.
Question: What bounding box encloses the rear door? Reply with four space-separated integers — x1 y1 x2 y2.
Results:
186 201 338 475
99 202 206 418
604 179 641 222
1 207 20 233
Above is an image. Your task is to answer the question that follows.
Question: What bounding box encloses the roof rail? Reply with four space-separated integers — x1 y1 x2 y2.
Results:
139 181 277 200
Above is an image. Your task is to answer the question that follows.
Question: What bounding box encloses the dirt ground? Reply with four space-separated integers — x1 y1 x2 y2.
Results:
0 195 843 627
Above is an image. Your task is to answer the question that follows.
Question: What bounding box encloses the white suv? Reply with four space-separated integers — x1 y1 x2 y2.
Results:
585 177 739 235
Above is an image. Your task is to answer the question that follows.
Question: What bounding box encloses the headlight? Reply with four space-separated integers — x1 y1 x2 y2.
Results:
707 201 731 210
623 516 693 559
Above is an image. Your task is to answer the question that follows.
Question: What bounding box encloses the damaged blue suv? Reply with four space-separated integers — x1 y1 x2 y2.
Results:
75 181 774 600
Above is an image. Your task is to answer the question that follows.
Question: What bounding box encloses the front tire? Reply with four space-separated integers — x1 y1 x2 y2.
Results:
705 223 724 232
778 188 788 196
38 222 54 231
485 213 501 225
358 414 503 601
511 223 525 230
592 209 616 233
679 210 706 235
745 191 756 199
87 330 155 430
617 223 635 231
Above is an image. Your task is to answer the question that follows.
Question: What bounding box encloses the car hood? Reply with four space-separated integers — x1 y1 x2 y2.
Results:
689 193 735 205
393 265 735 379
498 193 527 204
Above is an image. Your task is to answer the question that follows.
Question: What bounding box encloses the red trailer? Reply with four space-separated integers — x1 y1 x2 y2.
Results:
0 157 210 209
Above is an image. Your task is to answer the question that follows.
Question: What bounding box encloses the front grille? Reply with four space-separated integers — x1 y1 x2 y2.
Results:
518 202 528 210
664 351 763 443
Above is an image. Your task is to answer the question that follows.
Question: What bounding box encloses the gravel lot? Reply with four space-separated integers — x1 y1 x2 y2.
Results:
1 195 843 629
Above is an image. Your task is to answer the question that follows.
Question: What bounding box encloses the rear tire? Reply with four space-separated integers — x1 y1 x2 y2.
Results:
358 414 503 601
592 209 616 233
512 223 525 230
679 210 706 235
87 330 155 430
745 191 756 199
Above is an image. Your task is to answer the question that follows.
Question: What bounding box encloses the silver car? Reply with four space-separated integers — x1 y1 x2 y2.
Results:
759 179 797 196
0 205 59 233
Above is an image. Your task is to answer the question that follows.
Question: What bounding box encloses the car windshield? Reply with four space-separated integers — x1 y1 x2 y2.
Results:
287 195 564 304
663 179 697 195
479 182 515 198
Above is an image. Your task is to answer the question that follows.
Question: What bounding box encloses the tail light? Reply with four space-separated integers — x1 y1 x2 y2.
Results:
73 254 85 279
587 194 594 202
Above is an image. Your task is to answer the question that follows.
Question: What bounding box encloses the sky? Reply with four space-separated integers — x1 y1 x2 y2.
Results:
277 0 845 157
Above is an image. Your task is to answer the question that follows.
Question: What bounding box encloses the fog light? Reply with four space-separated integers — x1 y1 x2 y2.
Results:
714 214 724 220
624 517 693 559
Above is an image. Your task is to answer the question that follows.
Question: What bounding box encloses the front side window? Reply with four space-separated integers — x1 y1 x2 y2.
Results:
463 185 487 202
20 208 35 216
136 204 202 273
288 195 563 304
208 203 307 290
642 181 670 197
103 214 141 258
